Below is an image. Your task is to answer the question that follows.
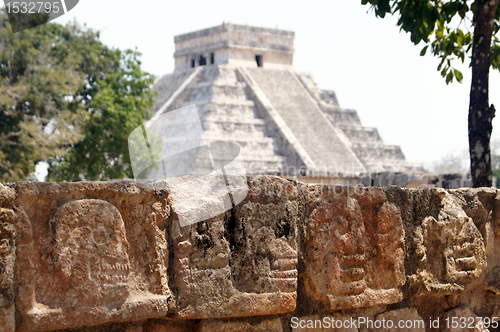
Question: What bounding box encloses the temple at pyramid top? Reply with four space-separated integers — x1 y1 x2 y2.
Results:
151 24 423 185
173 23 295 70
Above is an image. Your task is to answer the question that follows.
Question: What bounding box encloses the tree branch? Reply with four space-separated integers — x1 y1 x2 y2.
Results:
0 131 22 140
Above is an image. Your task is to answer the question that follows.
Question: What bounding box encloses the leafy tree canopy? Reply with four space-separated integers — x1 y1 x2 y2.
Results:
0 9 154 182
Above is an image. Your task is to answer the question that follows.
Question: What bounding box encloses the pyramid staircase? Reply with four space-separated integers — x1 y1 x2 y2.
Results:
167 65 286 175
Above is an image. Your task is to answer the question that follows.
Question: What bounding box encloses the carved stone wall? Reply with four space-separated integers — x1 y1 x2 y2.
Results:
172 177 298 319
12 182 173 332
0 184 16 332
302 186 405 310
1 178 500 331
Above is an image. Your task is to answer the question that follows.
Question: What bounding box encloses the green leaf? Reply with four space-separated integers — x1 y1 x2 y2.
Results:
491 43 500 70
454 68 463 83
437 57 445 71
456 30 463 45
446 71 454 84
420 45 429 56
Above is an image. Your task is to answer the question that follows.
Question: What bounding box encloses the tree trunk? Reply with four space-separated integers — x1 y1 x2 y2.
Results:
469 0 499 187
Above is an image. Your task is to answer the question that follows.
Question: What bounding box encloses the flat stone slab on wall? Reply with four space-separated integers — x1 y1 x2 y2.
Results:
302 186 405 310
173 176 299 318
1 179 500 331
13 182 173 332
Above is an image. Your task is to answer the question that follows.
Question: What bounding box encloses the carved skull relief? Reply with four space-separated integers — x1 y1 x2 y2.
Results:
173 176 299 318
366 201 406 291
309 196 368 297
304 187 405 310
408 191 486 295
52 199 130 307
425 215 482 285
233 201 298 294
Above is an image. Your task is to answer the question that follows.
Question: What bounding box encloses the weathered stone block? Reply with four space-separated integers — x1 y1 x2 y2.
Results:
4 178 500 331
143 319 197 332
14 182 173 332
303 185 405 310
407 189 486 296
172 176 299 318
0 184 16 332
379 171 395 186
393 173 409 187
55 321 145 332
494 191 500 236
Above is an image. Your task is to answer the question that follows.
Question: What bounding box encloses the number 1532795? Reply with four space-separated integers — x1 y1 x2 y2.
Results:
6 2 61 14
445 316 498 329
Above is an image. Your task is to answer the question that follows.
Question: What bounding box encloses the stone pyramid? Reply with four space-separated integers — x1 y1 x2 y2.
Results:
150 23 422 181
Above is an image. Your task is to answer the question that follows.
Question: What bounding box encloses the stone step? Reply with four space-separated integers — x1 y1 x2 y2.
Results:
340 126 383 142
187 84 247 102
245 68 365 172
161 66 288 175
204 133 274 142
243 161 285 174
179 99 255 108
198 108 258 121
198 65 240 83
193 81 246 89
323 108 362 125
363 161 423 173
202 121 266 134
150 68 198 116
199 103 256 113
241 153 285 161
201 117 265 125
351 144 406 160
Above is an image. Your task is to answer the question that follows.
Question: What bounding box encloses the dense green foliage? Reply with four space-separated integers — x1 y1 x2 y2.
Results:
0 10 154 181
47 49 154 181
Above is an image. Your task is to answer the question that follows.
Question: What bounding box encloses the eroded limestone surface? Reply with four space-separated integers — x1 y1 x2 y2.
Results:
0 184 16 332
1 179 500 332
407 189 486 296
303 186 405 310
13 182 173 332
173 176 298 318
